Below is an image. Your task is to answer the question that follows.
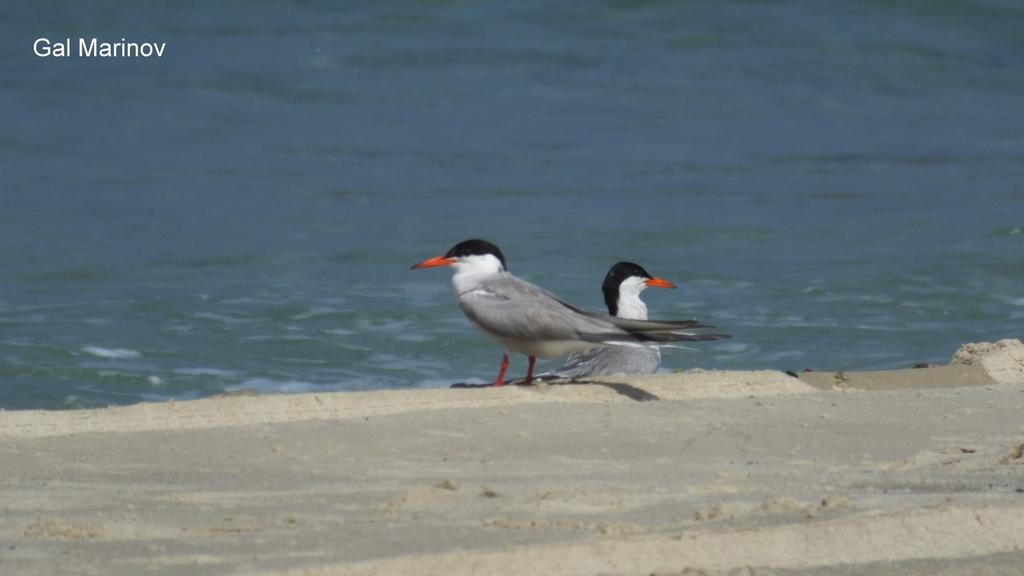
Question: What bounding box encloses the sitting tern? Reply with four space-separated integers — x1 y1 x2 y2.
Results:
411 239 727 386
541 261 682 379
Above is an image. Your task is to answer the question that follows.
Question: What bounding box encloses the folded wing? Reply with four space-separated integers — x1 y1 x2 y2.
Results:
459 273 730 345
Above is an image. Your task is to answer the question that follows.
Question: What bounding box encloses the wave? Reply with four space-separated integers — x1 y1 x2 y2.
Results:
81 346 141 359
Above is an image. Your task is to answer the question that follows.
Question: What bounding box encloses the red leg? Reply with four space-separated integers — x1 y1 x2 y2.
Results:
493 353 510 387
524 356 536 385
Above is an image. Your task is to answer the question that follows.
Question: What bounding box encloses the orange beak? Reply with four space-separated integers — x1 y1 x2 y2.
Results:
411 256 456 270
644 277 676 289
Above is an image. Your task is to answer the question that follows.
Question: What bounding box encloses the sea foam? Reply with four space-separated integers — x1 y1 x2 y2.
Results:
82 346 141 359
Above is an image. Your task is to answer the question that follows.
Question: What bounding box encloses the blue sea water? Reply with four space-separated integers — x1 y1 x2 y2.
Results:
1 1 1022 410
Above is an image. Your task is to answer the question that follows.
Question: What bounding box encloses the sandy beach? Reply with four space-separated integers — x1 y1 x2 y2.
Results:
2 339 1023 575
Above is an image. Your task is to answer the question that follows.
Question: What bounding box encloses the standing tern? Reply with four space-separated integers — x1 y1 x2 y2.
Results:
411 239 727 386
541 261 681 379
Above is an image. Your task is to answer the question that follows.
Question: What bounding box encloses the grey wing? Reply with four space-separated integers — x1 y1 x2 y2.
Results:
543 346 661 379
457 274 628 342
571 306 711 331
570 309 731 343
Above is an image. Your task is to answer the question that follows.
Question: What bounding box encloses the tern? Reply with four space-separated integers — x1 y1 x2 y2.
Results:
411 239 727 386
541 261 681 379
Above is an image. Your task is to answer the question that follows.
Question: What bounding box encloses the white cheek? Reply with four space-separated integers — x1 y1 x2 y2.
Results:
616 277 649 320
450 254 504 293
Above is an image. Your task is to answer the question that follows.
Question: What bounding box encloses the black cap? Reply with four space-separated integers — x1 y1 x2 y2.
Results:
444 239 507 270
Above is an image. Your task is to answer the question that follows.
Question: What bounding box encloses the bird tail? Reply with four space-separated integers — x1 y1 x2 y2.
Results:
582 331 731 344
603 315 730 343
559 301 730 344
579 327 731 345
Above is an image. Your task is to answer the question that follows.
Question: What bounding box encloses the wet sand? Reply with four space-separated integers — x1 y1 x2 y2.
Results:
1 339 1022 575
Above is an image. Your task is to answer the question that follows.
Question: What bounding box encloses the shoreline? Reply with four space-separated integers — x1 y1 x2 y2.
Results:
2 339 1022 575
2 339 1020 439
